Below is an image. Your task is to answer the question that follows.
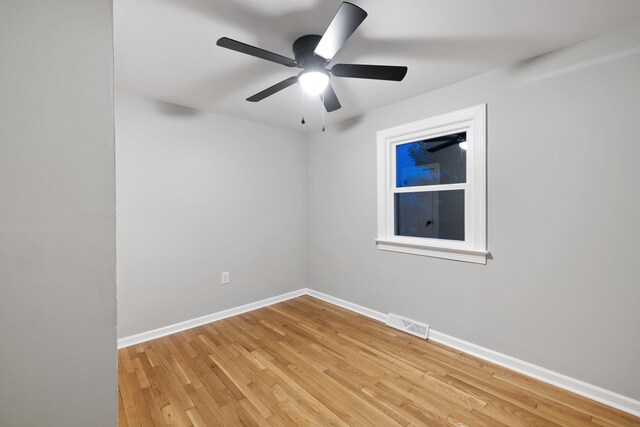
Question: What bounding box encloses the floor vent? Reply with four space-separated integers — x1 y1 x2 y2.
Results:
386 313 430 339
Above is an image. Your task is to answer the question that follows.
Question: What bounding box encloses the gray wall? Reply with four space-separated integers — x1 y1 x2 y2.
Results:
116 92 307 338
0 1 116 426
307 22 640 399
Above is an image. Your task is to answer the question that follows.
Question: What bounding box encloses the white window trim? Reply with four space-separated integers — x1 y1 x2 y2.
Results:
376 104 488 264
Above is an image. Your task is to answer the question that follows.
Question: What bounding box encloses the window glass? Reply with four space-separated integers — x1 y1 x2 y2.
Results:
396 132 467 187
394 190 465 241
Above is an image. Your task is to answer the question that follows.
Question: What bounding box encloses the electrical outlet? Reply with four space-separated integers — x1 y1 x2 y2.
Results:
221 272 230 285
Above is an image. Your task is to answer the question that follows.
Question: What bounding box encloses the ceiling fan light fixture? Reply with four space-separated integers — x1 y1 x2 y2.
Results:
298 70 329 95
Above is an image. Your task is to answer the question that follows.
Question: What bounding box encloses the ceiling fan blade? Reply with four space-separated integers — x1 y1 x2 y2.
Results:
331 64 408 81
423 135 460 144
426 133 467 152
320 83 341 112
217 37 296 67
427 140 460 153
314 2 367 60
246 76 298 102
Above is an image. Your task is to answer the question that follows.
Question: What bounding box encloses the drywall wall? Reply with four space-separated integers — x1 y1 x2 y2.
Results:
0 1 116 426
307 22 640 399
116 92 307 338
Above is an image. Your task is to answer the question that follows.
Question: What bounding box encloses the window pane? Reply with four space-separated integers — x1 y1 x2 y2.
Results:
394 190 465 241
396 132 466 187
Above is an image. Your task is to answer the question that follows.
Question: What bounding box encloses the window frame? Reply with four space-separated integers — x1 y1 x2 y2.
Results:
376 104 488 264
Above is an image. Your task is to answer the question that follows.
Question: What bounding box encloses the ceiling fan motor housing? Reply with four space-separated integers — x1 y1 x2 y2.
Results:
292 35 328 69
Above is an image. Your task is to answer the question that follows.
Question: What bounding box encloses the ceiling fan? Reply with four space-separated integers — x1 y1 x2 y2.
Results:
216 2 408 113
426 132 467 152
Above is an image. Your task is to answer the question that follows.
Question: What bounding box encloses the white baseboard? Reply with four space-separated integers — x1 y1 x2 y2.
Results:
117 289 306 349
117 287 640 417
426 330 640 417
306 289 640 417
305 288 388 322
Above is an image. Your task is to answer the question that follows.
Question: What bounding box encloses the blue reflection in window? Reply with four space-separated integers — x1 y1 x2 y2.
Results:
396 132 467 187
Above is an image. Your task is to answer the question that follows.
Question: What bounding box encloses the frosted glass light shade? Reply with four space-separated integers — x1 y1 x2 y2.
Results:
298 71 329 95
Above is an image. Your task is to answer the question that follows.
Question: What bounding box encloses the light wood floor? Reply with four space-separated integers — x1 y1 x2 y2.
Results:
118 296 640 426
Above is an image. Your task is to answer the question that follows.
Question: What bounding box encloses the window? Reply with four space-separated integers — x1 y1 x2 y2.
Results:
376 105 487 264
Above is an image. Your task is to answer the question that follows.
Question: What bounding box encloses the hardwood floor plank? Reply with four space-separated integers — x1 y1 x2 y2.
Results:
119 369 141 426
126 370 155 427
118 296 640 426
118 388 130 427
141 385 167 427
185 385 225 426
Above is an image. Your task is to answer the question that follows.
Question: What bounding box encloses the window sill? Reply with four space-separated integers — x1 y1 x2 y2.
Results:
375 239 488 264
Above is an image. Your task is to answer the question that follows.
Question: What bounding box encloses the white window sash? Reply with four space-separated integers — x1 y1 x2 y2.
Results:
376 104 487 264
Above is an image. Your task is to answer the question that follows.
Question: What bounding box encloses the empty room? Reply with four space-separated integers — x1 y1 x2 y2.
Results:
2 0 640 426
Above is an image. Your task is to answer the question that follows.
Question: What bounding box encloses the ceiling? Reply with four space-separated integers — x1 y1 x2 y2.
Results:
115 0 640 132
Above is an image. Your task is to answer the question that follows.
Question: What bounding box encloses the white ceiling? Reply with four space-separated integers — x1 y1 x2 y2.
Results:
115 0 640 132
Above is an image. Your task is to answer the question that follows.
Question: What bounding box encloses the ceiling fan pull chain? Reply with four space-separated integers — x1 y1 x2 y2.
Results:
301 86 306 125
322 90 326 132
